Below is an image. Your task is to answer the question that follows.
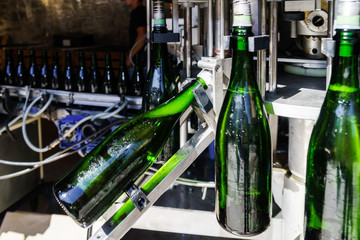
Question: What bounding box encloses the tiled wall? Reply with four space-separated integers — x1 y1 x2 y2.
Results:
0 0 131 47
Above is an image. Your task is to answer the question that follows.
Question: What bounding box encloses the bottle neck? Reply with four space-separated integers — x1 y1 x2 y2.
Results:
145 78 206 118
228 26 255 92
329 29 360 93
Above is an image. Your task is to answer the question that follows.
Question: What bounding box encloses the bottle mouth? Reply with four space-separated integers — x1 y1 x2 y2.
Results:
153 0 166 27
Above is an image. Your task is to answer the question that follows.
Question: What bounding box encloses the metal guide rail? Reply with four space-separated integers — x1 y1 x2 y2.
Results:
0 85 142 110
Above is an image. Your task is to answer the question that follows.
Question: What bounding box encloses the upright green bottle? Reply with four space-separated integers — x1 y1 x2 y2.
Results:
40 50 50 88
15 49 28 86
129 54 143 96
50 50 62 90
215 1 272 236
53 78 206 227
304 1 360 239
143 0 179 161
89 52 100 93
4 49 14 85
64 52 74 91
76 51 89 92
102 53 115 94
116 53 129 95
28 49 40 88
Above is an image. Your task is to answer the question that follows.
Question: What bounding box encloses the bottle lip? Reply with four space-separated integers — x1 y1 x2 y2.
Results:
232 0 252 27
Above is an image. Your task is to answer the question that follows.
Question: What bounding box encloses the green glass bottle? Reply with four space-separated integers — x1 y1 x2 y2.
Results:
64 52 74 91
50 50 62 90
116 53 129 95
102 53 115 94
129 54 143 96
76 51 89 92
4 49 14 85
89 52 100 93
215 1 272 236
53 78 206 227
15 49 28 86
40 50 50 89
28 49 40 88
143 0 179 162
304 2 360 239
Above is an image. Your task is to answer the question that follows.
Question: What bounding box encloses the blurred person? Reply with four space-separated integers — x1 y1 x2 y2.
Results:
126 0 146 67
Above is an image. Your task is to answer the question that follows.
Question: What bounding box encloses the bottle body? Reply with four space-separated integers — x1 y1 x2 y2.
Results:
143 32 179 161
129 54 143 96
15 49 28 86
53 79 204 227
215 27 272 236
40 51 50 88
51 51 62 90
89 52 100 93
64 52 74 91
29 50 40 88
304 29 360 240
4 50 14 85
116 53 129 95
76 52 89 92
102 53 115 94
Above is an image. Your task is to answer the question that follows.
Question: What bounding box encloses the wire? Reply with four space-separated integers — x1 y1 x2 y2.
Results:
129 35 147 66
22 94 54 153
0 117 128 167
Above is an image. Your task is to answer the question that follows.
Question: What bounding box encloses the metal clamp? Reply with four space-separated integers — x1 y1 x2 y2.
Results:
321 38 336 58
248 35 269 52
192 85 213 114
126 185 149 212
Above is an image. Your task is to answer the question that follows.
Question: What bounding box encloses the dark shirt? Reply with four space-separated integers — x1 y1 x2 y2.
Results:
129 5 146 47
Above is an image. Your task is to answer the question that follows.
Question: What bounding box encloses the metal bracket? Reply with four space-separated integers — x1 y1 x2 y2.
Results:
126 185 149 212
321 38 336 58
153 32 180 43
192 85 213 114
248 35 269 52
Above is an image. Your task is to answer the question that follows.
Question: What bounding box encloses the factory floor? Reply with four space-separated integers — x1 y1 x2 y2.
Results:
0 117 289 239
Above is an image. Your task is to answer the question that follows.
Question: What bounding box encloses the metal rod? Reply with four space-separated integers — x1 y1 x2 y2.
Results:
185 5 192 78
257 0 267 98
269 1 278 93
207 0 213 56
214 0 221 56
172 0 179 34
146 0 151 72
326 0 334 89
220 0 225 59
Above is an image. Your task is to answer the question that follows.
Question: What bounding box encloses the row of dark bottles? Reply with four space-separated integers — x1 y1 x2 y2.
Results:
0 49 144 96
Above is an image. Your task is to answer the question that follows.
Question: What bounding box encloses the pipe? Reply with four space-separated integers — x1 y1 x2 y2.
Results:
257 0 267 98
208 0 213 56
185 4 192 78
326 0 334 89
146 0 151 72
269 1 278 93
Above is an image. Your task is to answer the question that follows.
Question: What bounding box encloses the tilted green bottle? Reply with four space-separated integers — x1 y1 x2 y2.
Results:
4 49 14 85
53 78 206 227
15 49 28 86
116 53 129 95
89 52 100 93
40 50 50 88
143 0 179 162
28 49 40 88
76 51 89 92
304 2 360 239
50 50 62 90
102 53 115 94
215 1 272 236
129 54 143 96
64 52 74 91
